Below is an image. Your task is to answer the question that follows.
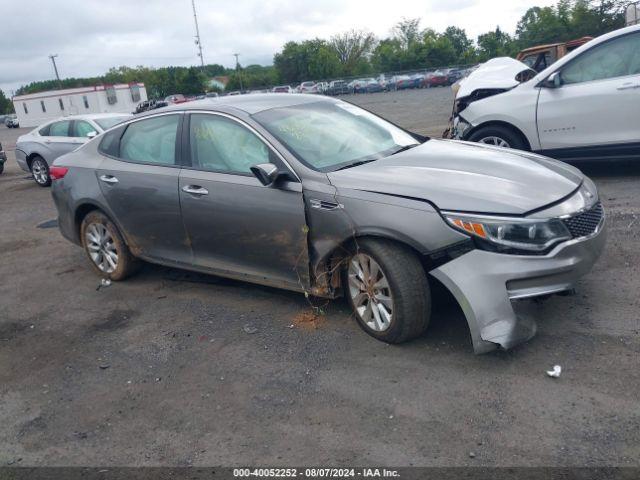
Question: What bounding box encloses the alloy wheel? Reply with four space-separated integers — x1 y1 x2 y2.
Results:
31 159 49 185
478 136 511 148
348 253 394 332
85 223 118 273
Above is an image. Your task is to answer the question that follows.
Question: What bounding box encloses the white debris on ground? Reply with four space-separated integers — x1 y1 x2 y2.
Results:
546 365 562 378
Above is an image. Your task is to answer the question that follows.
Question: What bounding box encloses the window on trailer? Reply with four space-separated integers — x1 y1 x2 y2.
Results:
41 101 46 112
23 103 28 114
106 86 117 105
130 84 141 102
59 98 64 111
83 95 89 108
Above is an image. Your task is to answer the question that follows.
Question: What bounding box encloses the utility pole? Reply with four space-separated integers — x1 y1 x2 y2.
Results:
49 54 62 86
234 53 243 92
191 0 205 67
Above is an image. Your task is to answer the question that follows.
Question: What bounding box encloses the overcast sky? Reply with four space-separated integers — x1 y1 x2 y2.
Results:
0 0 558 95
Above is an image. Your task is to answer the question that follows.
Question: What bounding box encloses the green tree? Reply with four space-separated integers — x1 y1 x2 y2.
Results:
477 27 518 61
443 26 475 63
0 90 14 114
329 30 376 76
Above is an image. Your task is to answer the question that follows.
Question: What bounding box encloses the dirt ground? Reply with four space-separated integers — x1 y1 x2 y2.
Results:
0 88 639 468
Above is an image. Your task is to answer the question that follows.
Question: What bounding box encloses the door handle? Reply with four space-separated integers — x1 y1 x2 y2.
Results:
99 174 119 184
45 139 52 144
182 185 209 196
617 83 640 90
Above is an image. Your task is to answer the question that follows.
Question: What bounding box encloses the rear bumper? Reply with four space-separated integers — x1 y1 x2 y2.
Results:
15 149 29 172
430 218 606 354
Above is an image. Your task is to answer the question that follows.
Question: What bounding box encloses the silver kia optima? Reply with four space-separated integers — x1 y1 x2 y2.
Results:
50 94 606 354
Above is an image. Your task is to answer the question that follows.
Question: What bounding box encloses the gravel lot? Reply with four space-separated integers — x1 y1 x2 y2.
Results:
1 88 639 468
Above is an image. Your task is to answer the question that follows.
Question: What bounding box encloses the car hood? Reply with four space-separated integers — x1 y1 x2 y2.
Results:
327 139 584 215
454 57 533 99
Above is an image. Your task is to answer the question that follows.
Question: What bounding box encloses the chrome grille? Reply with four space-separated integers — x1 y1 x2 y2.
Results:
562 202 603 238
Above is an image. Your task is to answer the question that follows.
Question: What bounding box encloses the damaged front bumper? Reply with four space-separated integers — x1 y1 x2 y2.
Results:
430 219 606 354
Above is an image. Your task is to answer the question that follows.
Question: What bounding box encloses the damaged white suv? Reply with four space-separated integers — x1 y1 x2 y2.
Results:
450 24 640 162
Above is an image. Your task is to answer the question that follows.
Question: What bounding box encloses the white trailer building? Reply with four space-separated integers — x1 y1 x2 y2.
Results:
12 83 147 128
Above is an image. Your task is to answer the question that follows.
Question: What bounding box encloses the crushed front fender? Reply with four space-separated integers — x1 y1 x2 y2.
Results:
430 221 606 354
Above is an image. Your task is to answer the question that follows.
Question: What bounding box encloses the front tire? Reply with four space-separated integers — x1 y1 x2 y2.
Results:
30 156 50 186
81 211 139 281
344 239 431 344
467 125 527 150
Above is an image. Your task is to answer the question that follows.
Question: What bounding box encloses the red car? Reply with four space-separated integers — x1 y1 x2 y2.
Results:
423 71 448 88
164 94 188 104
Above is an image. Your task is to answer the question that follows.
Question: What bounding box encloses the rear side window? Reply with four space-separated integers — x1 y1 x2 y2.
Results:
119 115 180 166
49 121 71 137
98 127 124 157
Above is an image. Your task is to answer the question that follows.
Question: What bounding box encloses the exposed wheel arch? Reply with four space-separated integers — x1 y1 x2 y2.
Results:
317 234 437 297
74 203 102 240
26 152 46 169
464 121 532 151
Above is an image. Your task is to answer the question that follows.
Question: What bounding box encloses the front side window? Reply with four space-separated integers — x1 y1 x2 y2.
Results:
49 121 71 137
253 101 419 172
561 32 640 85
73 120 96 137
120 115 179 165
189 114 270 174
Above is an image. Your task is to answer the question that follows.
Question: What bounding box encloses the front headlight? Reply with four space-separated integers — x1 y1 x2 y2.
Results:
443 212 571 253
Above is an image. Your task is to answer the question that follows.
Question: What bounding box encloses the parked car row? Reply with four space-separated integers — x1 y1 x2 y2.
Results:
265 68 474 97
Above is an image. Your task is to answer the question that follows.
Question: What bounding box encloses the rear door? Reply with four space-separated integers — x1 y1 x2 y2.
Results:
537 31 640 157
95 113 191 264
179 112 309 289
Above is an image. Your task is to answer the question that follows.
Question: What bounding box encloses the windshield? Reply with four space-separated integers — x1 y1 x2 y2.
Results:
253 101 419 172
95 116 130 130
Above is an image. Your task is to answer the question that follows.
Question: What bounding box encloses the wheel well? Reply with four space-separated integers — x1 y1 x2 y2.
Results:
318 235 435 296
26 153 44 169
74 204 100 239
464 121 532 151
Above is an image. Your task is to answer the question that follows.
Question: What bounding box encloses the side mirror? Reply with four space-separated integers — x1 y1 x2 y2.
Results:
543 71 562 89
250 163 281 186
87 131 98 139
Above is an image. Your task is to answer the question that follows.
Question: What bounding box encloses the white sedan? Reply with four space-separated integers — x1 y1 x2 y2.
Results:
16 113 132 186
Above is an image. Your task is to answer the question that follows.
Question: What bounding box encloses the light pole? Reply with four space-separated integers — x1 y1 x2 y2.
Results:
49 54 61 86
191 0 205 67
234 53 243 92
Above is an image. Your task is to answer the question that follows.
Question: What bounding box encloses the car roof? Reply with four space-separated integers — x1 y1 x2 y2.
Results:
147 93 337 115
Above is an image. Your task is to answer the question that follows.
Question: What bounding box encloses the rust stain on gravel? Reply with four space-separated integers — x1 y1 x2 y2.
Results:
291 310 324 330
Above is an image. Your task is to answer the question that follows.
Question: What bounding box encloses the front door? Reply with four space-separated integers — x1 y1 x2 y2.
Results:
179 112 309 289
537 31 640 156
96 113 191 264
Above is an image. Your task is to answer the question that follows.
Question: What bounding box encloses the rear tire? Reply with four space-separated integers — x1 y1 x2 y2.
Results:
344 238 431 344
30 156 50 186
80 211 139 281
467 125 527 150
